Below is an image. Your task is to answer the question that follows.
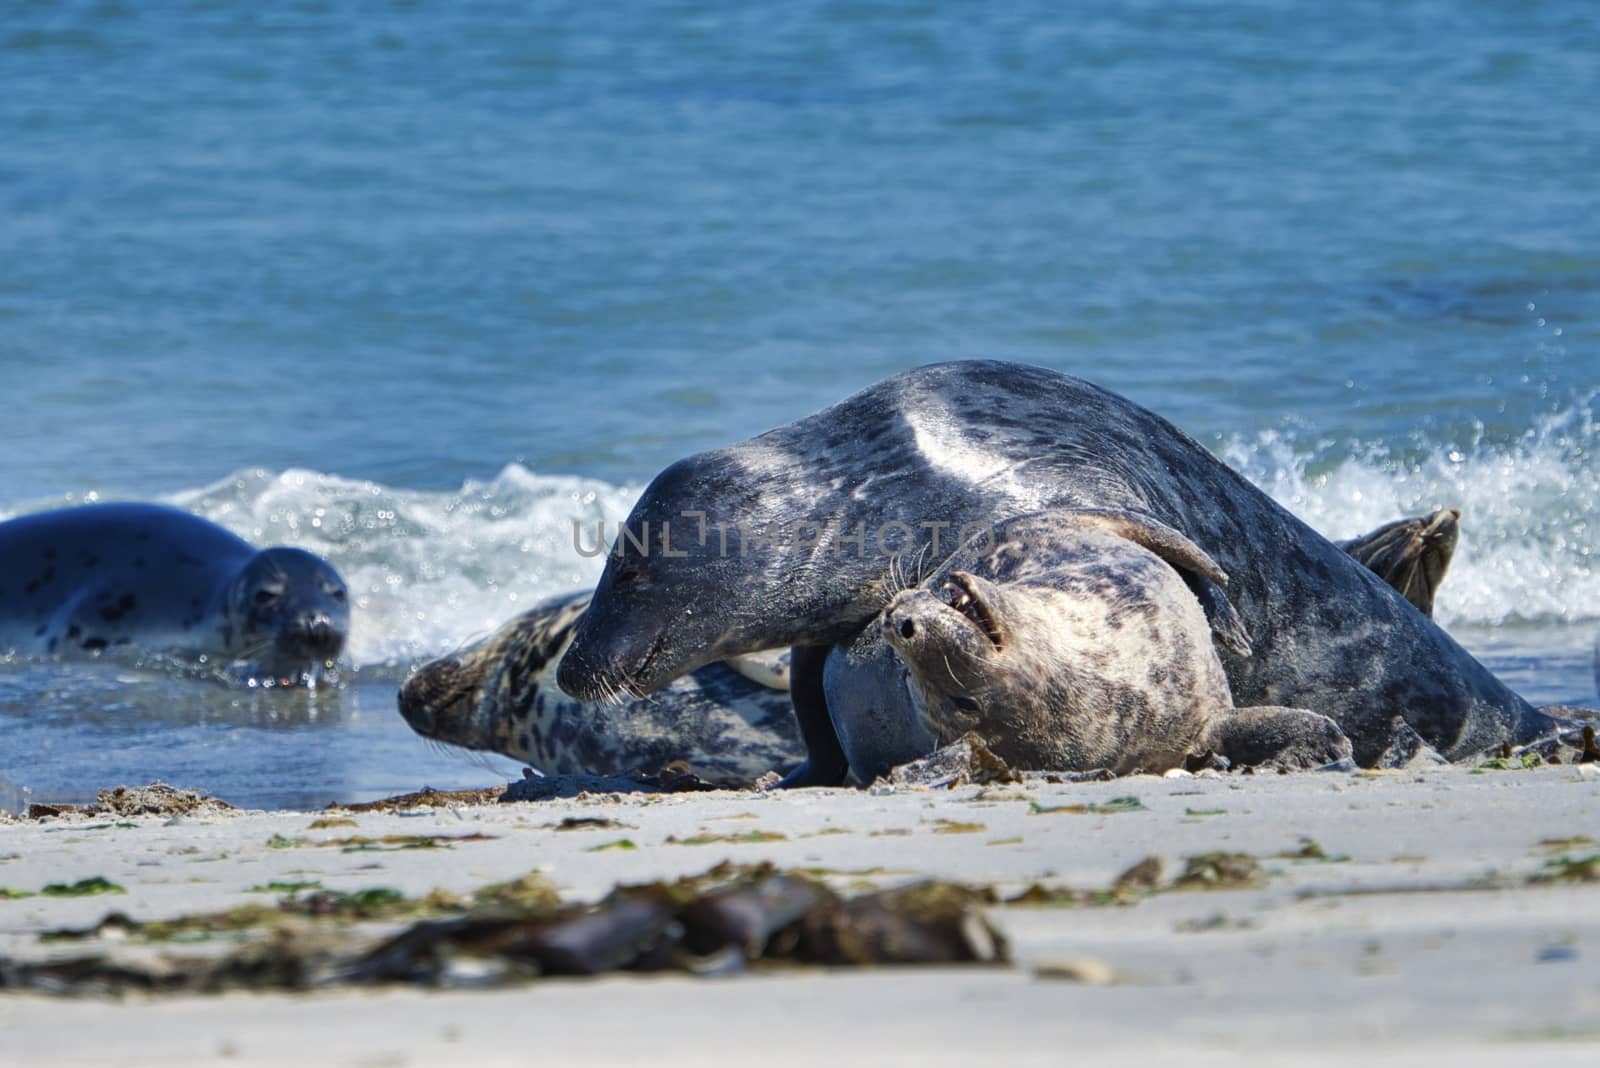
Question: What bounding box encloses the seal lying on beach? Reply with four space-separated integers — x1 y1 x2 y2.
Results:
398 591 801 785
838 505 1472 780
396 507 1449 781
556 360 1574 781
826 509 1352 781
0 503 348 684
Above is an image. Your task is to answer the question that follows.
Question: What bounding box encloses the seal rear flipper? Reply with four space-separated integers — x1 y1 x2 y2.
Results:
1196 706 1353 770
775 643 851 788
1371 715 1449 769
1337 507 1460 618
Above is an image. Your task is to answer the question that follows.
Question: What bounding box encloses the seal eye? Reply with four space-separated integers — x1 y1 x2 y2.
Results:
328 586 347 602
254 589 280 607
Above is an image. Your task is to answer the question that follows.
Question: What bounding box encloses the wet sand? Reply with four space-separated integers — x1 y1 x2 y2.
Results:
3 763 1599 1066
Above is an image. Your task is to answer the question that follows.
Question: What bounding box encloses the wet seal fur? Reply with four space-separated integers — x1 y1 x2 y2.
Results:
826 509 1352 781
0 502 348 684
558 360 1585 783
398 591 801 786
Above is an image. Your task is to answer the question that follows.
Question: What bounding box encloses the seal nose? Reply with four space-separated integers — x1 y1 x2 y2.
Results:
881 605 917 642
396 682 437 735
293 615 344 660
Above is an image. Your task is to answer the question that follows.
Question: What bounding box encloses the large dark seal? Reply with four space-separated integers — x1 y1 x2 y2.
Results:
826 509 1352 781
0 502 348 684
398 591 800 785
557 361 1573 782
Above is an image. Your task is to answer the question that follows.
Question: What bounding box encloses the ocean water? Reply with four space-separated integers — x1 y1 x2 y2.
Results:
1 1 1595 809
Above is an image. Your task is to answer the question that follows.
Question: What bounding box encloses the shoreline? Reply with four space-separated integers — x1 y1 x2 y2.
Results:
3 763 1598 1064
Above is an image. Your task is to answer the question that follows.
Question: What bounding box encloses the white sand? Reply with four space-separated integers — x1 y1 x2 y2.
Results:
3 763 1599 1066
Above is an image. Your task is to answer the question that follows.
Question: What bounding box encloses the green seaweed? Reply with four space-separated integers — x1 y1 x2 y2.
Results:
668 830 788 846
587 838 638 852
1275 839 1350 863
0 887 36 900
1535 835 1596 852
929 819 986 835
266 832 495 852
246 880 324 894
1184 807 1227 817
41 877 126 897
1530 853 1600 884
1029 796 1147 816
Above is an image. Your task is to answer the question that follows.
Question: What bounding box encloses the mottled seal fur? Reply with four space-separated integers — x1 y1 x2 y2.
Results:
826 509 1352 780
1337 507 1459 618
398 591 801 786
0 502 347 683
557 360 1570 781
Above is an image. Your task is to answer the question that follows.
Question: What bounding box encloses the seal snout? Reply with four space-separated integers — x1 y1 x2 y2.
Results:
287 614 345 661
398 656 463 739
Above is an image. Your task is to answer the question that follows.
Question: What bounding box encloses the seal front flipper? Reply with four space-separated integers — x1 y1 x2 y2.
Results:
1196 706 1353 770
775 644 851 788
1042 508 1252 657
1338 507 1460 618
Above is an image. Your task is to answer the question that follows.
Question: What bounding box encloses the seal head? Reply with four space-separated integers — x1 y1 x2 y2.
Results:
222 547 349 682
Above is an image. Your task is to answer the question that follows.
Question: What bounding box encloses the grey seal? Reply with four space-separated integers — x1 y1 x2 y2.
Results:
556 360 1576 782
0 502 348 684
827 509 1352 781
832 506 1468 780
398 591 801 786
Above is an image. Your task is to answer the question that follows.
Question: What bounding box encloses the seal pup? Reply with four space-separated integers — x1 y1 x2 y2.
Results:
398 591 801 786
826 509 1351 781
0 502 348 684
556 360 1568 780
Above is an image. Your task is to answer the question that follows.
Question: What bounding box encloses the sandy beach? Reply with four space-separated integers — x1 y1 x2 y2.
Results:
3 762 1598 1067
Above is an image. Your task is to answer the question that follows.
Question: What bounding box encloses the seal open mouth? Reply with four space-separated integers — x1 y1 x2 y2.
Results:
939 572 1004 651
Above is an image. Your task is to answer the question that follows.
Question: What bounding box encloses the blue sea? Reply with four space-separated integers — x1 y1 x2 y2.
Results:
1 1 1595 809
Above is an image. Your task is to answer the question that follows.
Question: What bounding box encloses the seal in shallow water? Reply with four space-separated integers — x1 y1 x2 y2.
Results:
0 502 348 683
398 591 801 786
825 509 1353 781
556 360 1569 780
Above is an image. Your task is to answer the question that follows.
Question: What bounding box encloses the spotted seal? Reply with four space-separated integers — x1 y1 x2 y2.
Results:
831 506 1466 779
556 360 1576 781
825 510 1355 780
398 591 801 786
0 502 348 684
